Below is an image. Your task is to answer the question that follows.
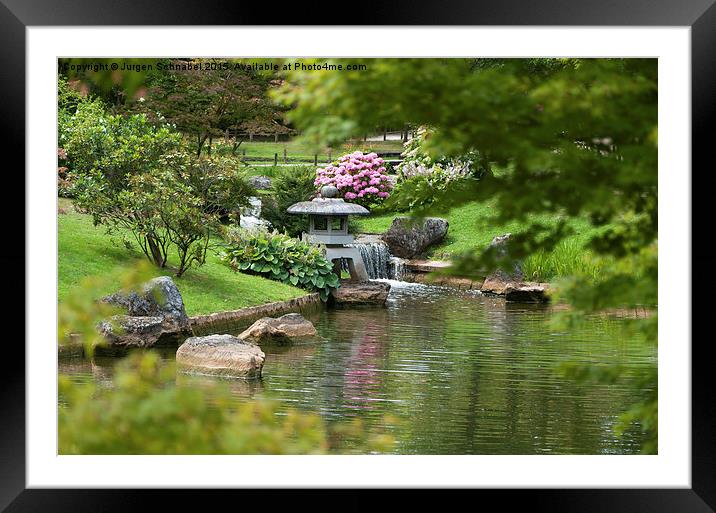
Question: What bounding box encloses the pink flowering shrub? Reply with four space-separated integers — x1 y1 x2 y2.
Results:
315 151 393 206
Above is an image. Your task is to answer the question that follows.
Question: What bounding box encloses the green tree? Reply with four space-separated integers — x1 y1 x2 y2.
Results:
58 92 180 191
275 58 658 452
135 58 288 156
74 153 255 276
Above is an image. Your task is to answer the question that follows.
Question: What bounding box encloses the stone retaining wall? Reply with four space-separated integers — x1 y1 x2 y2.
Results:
408 272 484 290
402 259 483 290
189 293 323 335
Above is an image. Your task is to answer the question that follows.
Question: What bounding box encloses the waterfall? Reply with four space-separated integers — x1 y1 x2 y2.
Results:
240 196 270 230
347 242 391 279
389 256 408 281
343 236 408 280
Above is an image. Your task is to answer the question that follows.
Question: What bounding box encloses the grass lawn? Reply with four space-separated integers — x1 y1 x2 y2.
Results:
212 139 405 163
354 200 608 281
58 200 306 316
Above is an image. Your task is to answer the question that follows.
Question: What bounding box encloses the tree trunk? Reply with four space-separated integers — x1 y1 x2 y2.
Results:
231 137 244 155
147 237 166 268
197 134 209 157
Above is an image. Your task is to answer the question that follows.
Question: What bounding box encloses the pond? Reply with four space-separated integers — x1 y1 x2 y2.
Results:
59 280 656 454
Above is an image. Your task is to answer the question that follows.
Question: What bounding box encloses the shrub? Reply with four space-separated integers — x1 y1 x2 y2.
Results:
59 351 329 454
161 152 256 221
220 227 340 301
388 126 491 212
58 96 180 192
315 151 392 207
59 351 396 454
57 76 85 114
261 166 316 237
73 151 256 277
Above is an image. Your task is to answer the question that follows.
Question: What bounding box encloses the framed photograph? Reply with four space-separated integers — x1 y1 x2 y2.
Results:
6 0 714 510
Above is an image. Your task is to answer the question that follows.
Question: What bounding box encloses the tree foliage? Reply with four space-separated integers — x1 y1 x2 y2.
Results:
74 153 255 277
58 90 180 192
134 58 288 156
260 165 317 237
276 58 658 452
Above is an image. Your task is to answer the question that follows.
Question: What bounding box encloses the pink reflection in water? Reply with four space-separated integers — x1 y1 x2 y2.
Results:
343 324 386 410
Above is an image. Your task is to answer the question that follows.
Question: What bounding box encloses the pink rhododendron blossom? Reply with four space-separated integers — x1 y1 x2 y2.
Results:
314 151 393 206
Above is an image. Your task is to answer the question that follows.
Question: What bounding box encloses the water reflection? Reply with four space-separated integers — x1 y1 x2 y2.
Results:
59 281 654 454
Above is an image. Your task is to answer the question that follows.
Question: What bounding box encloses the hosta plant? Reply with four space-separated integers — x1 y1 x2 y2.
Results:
220 227 340 301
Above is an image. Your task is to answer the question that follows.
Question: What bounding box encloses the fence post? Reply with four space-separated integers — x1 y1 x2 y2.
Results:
283 148 287 163
249 133 254 142
275 133 278 143
327 150 332 162
314 154 318 166
274 153 278 166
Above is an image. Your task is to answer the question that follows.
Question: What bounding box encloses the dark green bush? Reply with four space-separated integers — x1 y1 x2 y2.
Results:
220 228 339 301
58 97 180 193
73 152 255 276
260 166 317 237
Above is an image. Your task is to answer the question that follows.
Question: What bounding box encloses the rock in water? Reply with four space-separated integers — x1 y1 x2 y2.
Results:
504 283 550 303
103 276 190 332
382 217 449 258
481 274 550 303
480 234 549 302
99 316 166 348
238 313 318 344
100 276 191 347
331 281 391 305
176 334 265 378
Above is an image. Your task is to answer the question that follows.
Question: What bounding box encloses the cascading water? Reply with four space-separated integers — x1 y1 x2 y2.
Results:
240 196 270 230
389 256 408 281
343 236 408 280
345 242 391 279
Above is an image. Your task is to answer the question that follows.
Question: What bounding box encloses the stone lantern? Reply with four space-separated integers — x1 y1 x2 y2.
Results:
287 185 370 282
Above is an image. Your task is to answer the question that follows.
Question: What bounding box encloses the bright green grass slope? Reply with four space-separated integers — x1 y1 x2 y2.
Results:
58 205 306 316
354 201 607 281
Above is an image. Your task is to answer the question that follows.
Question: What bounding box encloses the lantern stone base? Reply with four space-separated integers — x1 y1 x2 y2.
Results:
324 246 369 282
330 280 391 305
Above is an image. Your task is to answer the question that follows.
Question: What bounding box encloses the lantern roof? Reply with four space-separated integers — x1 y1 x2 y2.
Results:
286 185 370 216
286 198 370 216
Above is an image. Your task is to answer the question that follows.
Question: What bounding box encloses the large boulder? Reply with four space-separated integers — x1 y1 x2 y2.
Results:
331 281 391 305
103 276 190 332
176 334 265 378
100 276 191 347
486 233 523 280
99 316 166 348
238 313 318 345
248 175 272 190
382 217 449 259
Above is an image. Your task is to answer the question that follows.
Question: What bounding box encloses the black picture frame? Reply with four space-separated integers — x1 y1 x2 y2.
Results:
4 1 713 511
